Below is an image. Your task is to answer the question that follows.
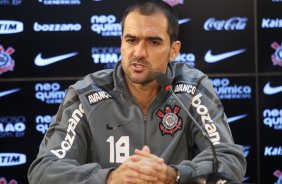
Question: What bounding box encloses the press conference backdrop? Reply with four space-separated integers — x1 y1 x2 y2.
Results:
0 0 281 183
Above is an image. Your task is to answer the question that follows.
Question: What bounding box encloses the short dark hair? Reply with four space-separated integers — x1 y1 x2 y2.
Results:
121 0 179 43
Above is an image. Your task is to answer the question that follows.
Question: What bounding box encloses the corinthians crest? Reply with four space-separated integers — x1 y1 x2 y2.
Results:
0 45 15 75
271 41 282 67
156 105 182 136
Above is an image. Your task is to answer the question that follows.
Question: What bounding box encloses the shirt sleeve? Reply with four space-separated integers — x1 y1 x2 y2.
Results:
175 74 247 183
27 88 113 184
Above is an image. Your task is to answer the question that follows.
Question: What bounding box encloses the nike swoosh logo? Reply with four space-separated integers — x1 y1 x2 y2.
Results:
106 122 125 130
263 82 282 95
227 114 248 123
178 18 191 25
0 88 21 98
204 49 246 63
34 52 78 66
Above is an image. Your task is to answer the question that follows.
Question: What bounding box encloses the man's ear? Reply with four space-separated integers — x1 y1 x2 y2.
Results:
169 41 181 62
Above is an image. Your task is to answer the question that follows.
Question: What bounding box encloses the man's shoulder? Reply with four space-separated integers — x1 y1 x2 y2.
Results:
172 61 206 79
71 69 115 91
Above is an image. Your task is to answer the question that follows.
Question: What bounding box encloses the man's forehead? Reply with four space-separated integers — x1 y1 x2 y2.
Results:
123 11 169 38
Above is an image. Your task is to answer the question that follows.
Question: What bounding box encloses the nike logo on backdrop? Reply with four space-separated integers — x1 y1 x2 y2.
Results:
34 52 78 66
178 18 191 25
204 49 246 63
227 114 248 124
263 82 282 95
0 88 20 98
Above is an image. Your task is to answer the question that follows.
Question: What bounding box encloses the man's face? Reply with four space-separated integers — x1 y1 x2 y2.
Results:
121 11 179 85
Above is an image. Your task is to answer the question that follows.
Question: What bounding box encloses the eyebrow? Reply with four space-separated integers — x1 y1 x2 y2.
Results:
124 34 164 42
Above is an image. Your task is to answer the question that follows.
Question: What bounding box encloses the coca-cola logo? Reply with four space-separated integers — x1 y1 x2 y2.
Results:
204 17 248 31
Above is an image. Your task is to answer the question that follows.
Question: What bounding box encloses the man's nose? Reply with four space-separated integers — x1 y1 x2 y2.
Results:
134 41 147 58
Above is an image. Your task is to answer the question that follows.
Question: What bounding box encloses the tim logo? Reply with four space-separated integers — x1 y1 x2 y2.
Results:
162 0 183 6
271 42 282 67
0 178 17 184
0 153 26 166
0 45 15 75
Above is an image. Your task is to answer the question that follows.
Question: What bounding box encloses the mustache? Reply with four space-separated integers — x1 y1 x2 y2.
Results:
128 57 148 65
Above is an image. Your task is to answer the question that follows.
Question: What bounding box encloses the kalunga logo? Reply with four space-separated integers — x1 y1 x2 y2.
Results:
261 18 282 28
0 20 23 34
204 17 247 31
0 45 15 75
271 41 282 67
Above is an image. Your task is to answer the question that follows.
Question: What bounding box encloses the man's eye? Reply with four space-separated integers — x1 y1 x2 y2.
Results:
151 41 160 46
126 39 136 44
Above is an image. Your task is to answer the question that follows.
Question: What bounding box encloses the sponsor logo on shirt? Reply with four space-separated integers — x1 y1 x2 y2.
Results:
0 45 15 75
271 42 282 67
174 83 197 95
86 90 112 105
156 105 183 136
0 20 23 34
191 93 221 145
51 103 84 159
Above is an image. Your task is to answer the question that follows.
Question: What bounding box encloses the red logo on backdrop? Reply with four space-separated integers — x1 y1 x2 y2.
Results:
271 42 282 67
0 45 15 75
273 169 282 184
162 0 184 6
156 105 182 136
0 177 17 184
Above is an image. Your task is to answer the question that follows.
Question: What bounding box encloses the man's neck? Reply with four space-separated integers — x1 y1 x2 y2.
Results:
127 81 159 116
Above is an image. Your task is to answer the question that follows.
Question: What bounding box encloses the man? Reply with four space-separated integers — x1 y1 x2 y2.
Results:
28 0 247 183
